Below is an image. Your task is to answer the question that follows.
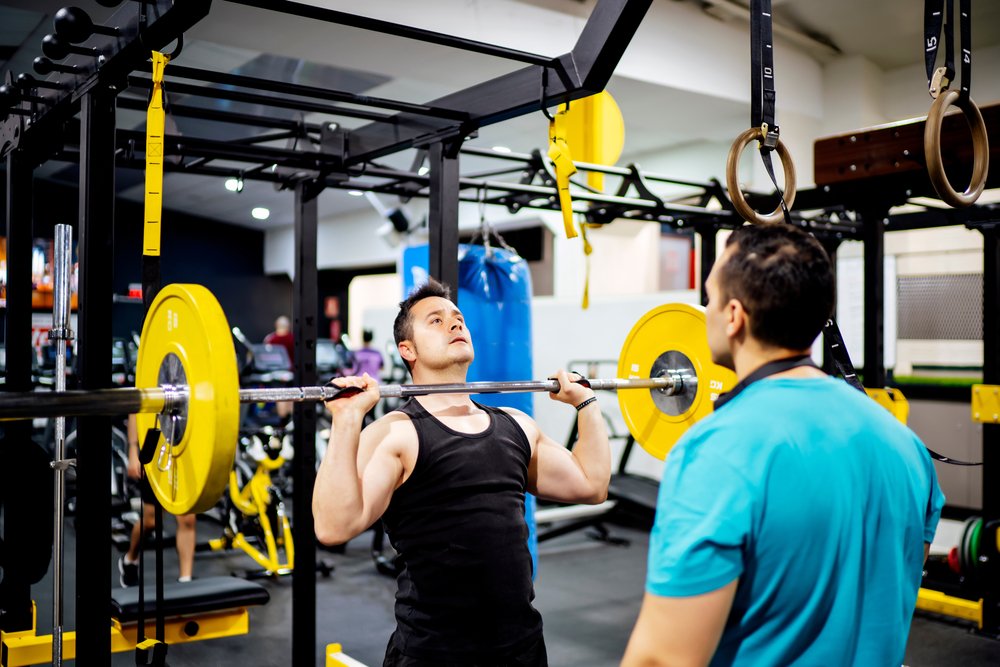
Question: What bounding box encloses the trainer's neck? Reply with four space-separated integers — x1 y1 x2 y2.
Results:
732 341 824 383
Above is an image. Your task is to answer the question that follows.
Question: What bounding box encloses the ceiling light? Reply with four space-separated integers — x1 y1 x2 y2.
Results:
224 177 244 193
492 145 512 154
348 190 364 197
418 166 430 176
251 207 270 220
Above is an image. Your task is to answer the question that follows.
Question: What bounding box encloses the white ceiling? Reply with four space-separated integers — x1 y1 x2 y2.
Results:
2 0 999 230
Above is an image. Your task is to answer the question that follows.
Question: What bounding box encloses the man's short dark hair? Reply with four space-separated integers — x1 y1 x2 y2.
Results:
719 223 834 350
393 278 453 372
362 329 374 344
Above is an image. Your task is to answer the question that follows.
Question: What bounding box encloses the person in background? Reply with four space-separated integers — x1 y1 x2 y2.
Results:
264 315 295 364
119 414 196 587
352 329 385 426
264 315 295 420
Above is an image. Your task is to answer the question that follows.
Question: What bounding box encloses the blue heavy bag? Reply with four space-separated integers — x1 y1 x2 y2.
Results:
401 243 538 576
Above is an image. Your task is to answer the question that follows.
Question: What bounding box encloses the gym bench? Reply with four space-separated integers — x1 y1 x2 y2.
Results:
1 576 269 666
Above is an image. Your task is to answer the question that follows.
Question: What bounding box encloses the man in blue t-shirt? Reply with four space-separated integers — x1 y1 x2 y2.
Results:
622 223 944 667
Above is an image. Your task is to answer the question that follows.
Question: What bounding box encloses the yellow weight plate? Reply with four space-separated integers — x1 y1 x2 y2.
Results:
136 284 239 514
617 303 737 460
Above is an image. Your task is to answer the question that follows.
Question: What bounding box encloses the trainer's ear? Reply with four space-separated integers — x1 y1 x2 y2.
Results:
727 298 748 340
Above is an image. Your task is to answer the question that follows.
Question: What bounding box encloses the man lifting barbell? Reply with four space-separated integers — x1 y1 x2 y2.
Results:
313 279 611 667
622 223 945 667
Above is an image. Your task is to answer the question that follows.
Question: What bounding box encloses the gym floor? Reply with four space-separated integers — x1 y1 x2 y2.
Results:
23 517 1000 665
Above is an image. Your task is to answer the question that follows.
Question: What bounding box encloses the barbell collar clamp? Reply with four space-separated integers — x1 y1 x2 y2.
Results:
46 327 75 341
160 384 189 416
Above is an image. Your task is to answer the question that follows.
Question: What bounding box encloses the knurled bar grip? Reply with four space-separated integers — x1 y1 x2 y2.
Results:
0 377 678 420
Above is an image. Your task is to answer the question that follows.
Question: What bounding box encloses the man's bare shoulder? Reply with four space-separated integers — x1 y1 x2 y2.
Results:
362 410 418 448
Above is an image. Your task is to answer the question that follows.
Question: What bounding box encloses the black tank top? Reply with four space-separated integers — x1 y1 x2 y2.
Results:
381 398 543 661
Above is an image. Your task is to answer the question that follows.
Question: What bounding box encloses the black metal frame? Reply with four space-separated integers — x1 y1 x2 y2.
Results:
74 86 117 663
0 142 36 635
291 179 321 664
982 225 1000 632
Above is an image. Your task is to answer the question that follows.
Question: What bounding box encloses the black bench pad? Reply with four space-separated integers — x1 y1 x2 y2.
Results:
608 472 659 511
111 576 270 623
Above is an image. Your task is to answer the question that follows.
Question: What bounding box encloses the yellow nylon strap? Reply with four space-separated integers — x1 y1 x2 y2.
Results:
144 51 170 257
548 106 577 239
580 219 593 309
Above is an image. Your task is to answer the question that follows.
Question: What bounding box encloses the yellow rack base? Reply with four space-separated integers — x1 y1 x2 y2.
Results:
1 606 250 667
915 587 983 627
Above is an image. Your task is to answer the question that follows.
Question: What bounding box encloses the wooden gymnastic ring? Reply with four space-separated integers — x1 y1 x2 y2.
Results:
924 89 990 208
725 127 797 225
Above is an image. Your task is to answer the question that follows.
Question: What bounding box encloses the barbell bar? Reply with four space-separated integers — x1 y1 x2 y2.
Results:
0 376 680 421
246 376 679 403
0 284 735 514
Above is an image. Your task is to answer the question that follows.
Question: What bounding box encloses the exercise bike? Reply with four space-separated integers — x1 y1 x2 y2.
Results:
206 428 300 578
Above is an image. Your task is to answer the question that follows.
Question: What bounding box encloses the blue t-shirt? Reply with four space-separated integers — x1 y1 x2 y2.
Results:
646 376 945 667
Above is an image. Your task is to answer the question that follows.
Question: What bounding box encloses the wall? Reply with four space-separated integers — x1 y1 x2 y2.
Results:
909 399 983 510
837 227 985 374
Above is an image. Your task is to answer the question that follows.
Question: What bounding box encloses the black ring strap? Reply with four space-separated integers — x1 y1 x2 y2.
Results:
749 0 791 224
925 0 972 98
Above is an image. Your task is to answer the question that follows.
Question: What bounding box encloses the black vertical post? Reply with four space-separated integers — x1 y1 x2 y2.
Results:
428 139 461 296
698 226 717 306
75 88 116 665
981 225 1000 634
862 211 886 388
292 180 320 667
0 149 42 633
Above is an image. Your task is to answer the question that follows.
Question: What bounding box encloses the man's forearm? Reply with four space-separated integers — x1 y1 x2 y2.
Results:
571 402 611 501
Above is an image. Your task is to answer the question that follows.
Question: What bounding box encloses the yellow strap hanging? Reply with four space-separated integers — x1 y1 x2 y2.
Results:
580 218 593 310
548 106 577 239
144 51 170 258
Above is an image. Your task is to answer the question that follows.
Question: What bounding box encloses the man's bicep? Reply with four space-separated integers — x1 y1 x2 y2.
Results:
529 435 595 501
622 582 738 667
358 441 403 529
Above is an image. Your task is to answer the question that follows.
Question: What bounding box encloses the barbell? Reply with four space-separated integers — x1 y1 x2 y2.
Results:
0 284 737 514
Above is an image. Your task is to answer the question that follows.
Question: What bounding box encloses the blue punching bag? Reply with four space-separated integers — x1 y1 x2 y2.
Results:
401 244 539 576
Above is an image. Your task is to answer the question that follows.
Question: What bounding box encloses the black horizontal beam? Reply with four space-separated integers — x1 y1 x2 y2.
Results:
126 76 394 124
459 145 714 189
222 0 555 66
156 63 469 121
116 95 322 133
115 129 342 172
